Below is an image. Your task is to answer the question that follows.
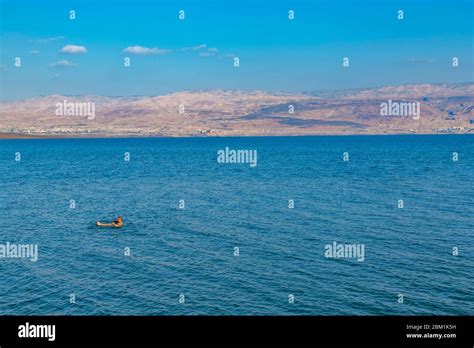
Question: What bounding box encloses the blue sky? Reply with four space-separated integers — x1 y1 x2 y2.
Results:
0 0 472 100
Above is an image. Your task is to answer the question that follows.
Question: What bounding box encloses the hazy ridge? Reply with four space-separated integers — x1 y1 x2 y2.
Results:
1 83 473 137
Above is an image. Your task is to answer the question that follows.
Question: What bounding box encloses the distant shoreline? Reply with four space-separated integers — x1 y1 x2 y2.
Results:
0 133 168 140
2 84 472 139
1 132 473 140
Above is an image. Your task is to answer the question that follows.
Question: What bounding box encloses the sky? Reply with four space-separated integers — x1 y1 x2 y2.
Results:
0 0 473 100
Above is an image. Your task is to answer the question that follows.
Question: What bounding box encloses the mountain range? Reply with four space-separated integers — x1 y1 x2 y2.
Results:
1 83 473 137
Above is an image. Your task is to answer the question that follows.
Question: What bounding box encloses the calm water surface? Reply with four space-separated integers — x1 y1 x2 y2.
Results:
0 135 473 315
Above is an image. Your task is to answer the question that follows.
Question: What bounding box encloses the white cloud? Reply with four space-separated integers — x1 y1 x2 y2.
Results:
30 50 40 55
60 45 87 54
187 44 207 51
50 60 77 68
123 46 172 55
184 44 218 56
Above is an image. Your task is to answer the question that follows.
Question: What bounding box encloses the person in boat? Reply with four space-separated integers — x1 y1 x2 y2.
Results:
96 216 123 228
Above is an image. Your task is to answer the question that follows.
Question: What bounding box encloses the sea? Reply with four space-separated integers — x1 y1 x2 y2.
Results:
0 135 473 315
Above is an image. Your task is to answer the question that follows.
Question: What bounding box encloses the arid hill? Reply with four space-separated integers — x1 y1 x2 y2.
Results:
1 83 473 137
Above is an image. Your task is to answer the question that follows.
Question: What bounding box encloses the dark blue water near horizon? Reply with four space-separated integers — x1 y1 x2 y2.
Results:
0 135 473 315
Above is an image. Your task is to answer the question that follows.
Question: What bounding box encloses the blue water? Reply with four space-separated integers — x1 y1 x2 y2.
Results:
0 135 473 315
